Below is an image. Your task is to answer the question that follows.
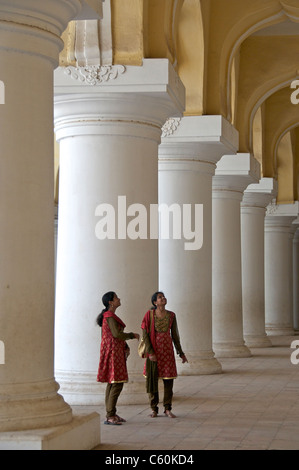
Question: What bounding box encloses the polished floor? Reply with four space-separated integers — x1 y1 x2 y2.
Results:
73 335 299 451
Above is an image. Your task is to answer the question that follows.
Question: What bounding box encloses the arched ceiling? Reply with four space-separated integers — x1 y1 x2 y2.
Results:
58 0 299 205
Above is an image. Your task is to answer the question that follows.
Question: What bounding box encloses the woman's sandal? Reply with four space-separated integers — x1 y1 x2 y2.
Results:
104 416 122 425
149 411 158 418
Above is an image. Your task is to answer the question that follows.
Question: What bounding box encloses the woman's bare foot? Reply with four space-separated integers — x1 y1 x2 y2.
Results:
115 415 126 422
164 410 176 418
149 411 158 418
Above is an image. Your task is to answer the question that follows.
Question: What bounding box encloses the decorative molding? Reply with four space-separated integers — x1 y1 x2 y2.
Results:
161 117 181 137
266 199 279 215
64 64 126 85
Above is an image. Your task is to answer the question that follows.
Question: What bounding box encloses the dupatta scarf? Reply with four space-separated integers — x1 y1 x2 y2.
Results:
103 310 126 328
141 309 158 394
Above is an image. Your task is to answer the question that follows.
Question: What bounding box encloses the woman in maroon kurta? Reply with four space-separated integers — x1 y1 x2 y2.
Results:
141 291 188 418
96 291 139 425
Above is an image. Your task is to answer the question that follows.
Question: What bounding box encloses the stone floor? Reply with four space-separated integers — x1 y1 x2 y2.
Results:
73 335 299 451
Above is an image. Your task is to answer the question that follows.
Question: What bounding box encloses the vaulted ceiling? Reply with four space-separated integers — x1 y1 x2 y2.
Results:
58 0 299 204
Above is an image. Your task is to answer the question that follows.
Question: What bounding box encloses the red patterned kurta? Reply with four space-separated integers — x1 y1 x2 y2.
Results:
143 311 178 379
97 313 128 384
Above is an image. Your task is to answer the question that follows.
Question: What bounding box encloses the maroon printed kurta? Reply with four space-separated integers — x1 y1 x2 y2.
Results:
143 311 178 379
97 313 128 384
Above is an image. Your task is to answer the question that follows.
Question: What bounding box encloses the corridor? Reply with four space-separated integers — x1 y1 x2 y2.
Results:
73 335 299 451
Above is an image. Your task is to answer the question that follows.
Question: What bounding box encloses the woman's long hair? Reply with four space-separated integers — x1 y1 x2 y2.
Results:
151 291 164 310
96 291 116 327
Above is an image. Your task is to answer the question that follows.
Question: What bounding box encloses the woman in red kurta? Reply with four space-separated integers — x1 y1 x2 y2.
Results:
96 291 139 425
141 291 188 418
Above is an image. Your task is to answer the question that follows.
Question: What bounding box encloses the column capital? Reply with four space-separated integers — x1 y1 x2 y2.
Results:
241 177 278 209
265 201 299 230
54 59 185 142
213 153 260 194
159 115 238 166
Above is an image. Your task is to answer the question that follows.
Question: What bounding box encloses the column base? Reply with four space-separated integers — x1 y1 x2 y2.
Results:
0 380 73 432
265 326 295 336
0 413 101 450
56 371 148 405
213 341 252 358
177 351 222 375
244 334 272 348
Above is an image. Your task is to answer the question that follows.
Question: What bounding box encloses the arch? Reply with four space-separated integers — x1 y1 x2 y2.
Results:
235 33 299 153
274 123 299 178
225 11 287 122
275 126 299 203
205 0 287 116
250 84 299 202
247 76 298 154
262 86 299 183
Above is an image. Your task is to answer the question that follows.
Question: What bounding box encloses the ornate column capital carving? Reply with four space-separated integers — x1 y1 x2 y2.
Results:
64 64 126 85
54 59 185 138
159 115 239 166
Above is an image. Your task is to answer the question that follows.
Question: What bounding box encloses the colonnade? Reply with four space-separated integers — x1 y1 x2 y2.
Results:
53 59 299 406
0 0 298 449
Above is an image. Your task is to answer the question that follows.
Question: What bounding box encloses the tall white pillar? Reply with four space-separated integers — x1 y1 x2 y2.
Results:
158 116 238 375
212 153 260 357
265 202 299 335
293 225 299 330
0 0 101 449
289 220 299 333
54 59 185 405
241 178 277 348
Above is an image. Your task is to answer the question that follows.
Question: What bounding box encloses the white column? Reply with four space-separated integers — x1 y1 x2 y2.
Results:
0 0 101 449
265 202 299 335
212 153 260 357
293 225 299 330
158 115 238 375
241 178 277 348
54 59 185 405
289 220 298 332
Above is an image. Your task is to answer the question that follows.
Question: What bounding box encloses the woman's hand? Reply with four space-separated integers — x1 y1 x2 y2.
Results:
149 354 157 362
181 354 188 363
134 333 140 340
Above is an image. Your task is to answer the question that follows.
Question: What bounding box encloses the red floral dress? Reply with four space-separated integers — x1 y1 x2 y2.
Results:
143 311 178 379
97 312 128 384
